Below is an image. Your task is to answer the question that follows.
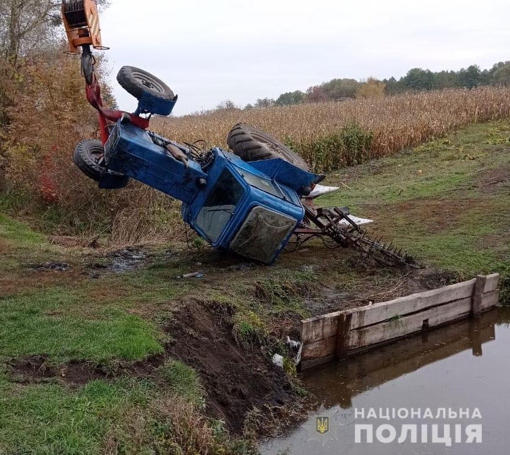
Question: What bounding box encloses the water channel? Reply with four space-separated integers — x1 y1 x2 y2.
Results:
262 307 510 455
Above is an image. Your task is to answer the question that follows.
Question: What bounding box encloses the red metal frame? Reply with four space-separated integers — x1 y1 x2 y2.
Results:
85 73 149 145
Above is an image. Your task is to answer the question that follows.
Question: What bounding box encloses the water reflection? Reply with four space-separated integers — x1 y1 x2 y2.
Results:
303 310 501 409
262 307 510 455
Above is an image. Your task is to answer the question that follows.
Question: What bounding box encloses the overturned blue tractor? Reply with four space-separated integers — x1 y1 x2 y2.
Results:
63 0 413 266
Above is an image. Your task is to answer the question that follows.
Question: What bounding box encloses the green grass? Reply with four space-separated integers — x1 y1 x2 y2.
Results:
232 310 269 345
320 122 510 208
158 359 205 408
0 368 252 455
0 376 153 455
320 120 510 276
0 287 163 363
0 212 45 246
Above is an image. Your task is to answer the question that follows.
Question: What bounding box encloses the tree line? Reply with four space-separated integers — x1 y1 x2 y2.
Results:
214 62 510 112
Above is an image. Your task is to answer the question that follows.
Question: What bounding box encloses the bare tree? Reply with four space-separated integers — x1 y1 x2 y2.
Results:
0 0 110 128
0 0 59 63
0 0 110 63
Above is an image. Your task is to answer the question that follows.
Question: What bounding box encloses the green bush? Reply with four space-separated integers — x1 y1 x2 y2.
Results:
288 122 373 172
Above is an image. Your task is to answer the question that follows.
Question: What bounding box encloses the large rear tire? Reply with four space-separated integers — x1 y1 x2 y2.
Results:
73 139 129 188
227 123 309 171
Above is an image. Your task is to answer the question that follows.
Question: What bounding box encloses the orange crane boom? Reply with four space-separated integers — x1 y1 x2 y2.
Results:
61 0 107 54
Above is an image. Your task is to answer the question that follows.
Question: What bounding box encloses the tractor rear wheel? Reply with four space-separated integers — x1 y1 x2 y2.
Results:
227 123 309 171
73 139 129 188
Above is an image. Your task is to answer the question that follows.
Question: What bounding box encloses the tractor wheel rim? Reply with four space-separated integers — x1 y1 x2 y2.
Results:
132 70 166 93
89 146 105 166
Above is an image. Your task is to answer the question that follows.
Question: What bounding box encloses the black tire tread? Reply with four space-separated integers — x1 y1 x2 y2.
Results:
117 66 175 102
73 139 129 188
227 124 309 171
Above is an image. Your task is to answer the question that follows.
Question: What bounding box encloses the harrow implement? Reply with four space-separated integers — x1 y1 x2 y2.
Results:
292 189 417 268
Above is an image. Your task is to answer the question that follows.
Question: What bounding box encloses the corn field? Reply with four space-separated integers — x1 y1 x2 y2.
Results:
153 87 510 172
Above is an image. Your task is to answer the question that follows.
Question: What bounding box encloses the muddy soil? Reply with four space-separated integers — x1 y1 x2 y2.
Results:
8 299 299 435
476 166 510 193
29 261 71 272
8 354 164 386
234 253 448 312
87 247 153 273
303 265 457 316
7 243 464 437
165 299 297 433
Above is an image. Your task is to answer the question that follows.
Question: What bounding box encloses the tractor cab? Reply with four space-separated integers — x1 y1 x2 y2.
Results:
182 149 318 264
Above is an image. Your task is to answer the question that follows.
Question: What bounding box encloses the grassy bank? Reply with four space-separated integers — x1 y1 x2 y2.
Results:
319 119 510 278
0 119 509 453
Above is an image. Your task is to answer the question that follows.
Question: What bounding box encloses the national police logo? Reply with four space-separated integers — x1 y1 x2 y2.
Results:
302 412 341 446
316 416 330 435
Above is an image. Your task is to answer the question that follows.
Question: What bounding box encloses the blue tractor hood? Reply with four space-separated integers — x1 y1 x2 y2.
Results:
247 158 324 197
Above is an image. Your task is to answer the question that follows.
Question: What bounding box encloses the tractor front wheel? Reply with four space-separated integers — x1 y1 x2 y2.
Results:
73 139 129 188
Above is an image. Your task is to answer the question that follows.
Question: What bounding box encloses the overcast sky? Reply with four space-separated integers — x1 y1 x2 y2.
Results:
99 0 510 115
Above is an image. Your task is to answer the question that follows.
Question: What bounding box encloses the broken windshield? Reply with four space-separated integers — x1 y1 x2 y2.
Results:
195 168 245 242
